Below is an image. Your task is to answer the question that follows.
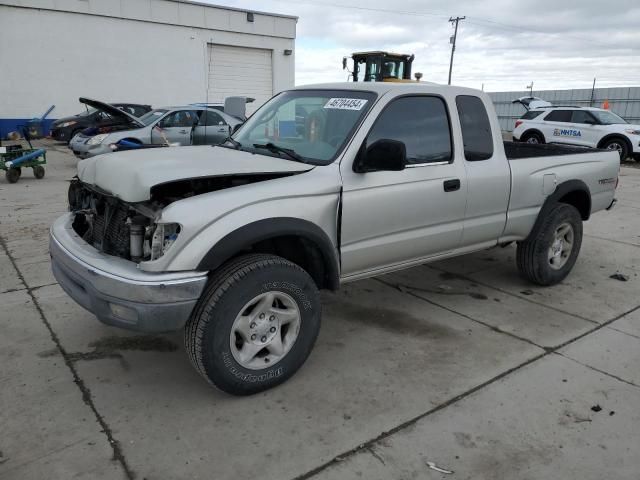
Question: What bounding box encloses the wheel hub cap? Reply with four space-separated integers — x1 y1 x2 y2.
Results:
229 291 301 370
548 222 574 270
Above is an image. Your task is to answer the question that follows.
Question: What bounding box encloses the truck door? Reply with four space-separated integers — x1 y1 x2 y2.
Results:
339 95 467 278
455 95 511 247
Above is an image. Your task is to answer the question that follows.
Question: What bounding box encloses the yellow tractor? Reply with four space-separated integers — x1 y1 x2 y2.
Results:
342 51 421 82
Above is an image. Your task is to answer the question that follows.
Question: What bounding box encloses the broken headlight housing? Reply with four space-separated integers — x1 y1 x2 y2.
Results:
145 223 181 261
87 133 109 145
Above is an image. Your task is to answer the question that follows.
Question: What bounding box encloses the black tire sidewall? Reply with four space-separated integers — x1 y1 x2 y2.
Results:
33 166 45 179
6 168 20 183
523 131 543 144
603 139 629 161
200 261 320 395
533 205 583 285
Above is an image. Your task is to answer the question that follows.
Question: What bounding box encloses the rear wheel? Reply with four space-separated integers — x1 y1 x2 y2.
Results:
602 138 629 161
521 131 544 144
516 204 583 286
185 254 321 395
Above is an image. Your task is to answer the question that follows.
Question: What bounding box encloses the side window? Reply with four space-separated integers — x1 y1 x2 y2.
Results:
160 110 197 128
198 110 226 126
455 95 494 161
521 110 544 120
571 111 595 124
544 110 572 122
366 96 452 165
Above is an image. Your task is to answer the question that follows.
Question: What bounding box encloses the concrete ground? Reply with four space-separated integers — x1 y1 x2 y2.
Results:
1 140 639 480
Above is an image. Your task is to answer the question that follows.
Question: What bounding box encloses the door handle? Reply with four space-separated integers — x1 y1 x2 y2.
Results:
217 128 227 132
179 129 188 134
443 179 461 192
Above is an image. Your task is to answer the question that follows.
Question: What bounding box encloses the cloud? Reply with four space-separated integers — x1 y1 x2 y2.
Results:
205 0 640 91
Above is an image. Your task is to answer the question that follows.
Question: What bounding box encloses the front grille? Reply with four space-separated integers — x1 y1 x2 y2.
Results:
90 202 130 257
69 180 133 259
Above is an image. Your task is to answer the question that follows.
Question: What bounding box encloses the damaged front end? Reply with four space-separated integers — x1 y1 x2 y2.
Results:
68 179 178 263
67 171 298 263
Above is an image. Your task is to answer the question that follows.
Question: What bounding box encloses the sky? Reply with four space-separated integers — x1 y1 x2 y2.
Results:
204 0 640 92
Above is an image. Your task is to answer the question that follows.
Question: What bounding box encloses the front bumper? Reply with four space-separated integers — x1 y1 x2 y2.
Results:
51 127 72 142
69 136 111 159
50 213 208 332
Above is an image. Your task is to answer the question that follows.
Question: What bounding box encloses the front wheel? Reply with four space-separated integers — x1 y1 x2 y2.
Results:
516 204 583 286
602 138 629 161
185 254 321 395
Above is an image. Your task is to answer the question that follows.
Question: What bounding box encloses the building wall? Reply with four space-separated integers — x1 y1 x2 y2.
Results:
489 87 640 131
0 1 296 136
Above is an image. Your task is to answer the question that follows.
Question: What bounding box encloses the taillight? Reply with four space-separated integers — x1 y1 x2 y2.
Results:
514 120 523 129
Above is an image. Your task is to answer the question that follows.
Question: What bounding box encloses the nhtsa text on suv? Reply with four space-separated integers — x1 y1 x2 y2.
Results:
513 106 640 161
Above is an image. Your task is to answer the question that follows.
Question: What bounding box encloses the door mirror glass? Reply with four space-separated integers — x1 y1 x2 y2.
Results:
354 139 407 173
231 123 242 135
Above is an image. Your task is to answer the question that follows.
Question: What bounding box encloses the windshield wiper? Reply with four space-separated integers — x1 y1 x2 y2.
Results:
253 142 308 163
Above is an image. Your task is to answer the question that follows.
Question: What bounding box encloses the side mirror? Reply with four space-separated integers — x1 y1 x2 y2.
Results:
232 123 242 135
353 139 407 173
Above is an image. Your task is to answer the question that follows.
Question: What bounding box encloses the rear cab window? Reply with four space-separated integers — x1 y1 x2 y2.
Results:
455 95 493 161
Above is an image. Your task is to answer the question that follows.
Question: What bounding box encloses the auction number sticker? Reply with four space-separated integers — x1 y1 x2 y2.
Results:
324 98 368 110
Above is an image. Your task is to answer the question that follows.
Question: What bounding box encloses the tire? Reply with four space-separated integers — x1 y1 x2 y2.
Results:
601 138 629 161
516 204 583 286
521 131 544 144
5 168 20 183
185 254 321 395
33 165 45 179
634 154 640 163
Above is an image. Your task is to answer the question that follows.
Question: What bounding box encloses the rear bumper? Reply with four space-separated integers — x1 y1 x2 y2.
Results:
50 214 208 332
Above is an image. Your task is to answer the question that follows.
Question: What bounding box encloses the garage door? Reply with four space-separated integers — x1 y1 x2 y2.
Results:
207 44 273 115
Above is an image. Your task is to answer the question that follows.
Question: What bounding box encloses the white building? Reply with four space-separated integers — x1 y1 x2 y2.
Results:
0 0 297 134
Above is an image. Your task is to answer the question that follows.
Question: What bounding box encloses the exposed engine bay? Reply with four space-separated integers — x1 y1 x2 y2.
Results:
67 171 297 262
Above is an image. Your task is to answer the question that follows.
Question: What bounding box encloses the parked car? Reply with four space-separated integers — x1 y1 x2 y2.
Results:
51 82 619 395
190 97 254 121
69 99 242 159
513 105 640 161
50 101 151 143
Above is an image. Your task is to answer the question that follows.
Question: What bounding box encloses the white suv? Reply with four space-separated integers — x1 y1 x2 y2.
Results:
513 106 640 161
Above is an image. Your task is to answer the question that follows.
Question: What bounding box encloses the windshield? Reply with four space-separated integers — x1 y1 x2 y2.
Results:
231 89 377 164
78 107 97 117
139 109 169 126
591 110 627 125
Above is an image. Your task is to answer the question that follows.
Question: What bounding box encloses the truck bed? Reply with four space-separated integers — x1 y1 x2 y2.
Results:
504 141 590 159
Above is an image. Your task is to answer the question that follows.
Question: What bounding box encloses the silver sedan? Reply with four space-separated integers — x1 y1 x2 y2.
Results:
70 100 242 159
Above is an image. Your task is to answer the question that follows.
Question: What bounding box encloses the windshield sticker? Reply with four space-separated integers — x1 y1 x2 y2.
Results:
324 98 368 110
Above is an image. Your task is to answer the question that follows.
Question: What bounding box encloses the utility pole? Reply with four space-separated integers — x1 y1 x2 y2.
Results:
448 16 465 85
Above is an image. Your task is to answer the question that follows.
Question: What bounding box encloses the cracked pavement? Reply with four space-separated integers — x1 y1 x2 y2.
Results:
1 141 639 479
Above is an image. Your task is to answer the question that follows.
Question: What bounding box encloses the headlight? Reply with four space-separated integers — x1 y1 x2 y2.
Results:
624 129 640 135
59 121 77 128
147 223 181 261
87 133 109 145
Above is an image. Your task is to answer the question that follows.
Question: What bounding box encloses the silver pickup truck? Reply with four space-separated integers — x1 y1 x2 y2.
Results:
50 82 619 395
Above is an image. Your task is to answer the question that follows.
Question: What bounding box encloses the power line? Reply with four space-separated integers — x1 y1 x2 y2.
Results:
448 16 465 85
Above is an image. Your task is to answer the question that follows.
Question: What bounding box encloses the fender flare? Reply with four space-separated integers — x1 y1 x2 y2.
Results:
196 218 340 290
525 179 591 241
